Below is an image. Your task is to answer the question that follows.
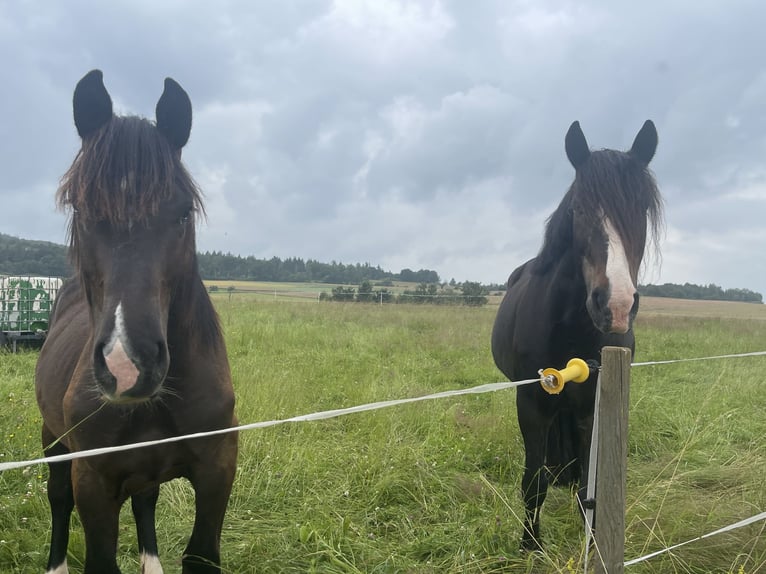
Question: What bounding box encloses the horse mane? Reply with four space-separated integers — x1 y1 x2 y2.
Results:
170 270 225 349
534 149 663 274
57 115 205 230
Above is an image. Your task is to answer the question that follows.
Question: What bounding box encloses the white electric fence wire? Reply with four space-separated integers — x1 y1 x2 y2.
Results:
0 379 540 473
623 350 766 567
3 350 761 474
632 350 766 366
582 371 603 574
624 510 766 566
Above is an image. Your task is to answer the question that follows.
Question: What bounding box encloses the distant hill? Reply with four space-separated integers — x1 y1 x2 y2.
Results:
0 233 71 277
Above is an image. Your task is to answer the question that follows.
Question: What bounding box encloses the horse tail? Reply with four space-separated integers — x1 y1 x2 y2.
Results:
545 410 581 486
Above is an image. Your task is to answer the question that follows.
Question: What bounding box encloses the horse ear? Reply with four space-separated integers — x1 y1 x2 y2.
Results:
565 121 590 170
629 120 658 165
156 77 192 150
73 69 113 139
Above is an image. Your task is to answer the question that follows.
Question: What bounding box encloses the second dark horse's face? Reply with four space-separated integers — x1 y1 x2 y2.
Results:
565 121 659 335
572 203 640 334
64 70 198 404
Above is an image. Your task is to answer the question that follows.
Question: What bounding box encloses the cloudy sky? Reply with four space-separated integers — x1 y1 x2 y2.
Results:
2 1 765 294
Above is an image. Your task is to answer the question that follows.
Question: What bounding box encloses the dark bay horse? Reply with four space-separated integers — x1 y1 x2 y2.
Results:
491 120 662 550
35 70 238 573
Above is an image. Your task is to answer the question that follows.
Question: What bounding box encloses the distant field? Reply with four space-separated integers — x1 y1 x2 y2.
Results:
204 279 766 320
203 279 422 301
638 296 766 320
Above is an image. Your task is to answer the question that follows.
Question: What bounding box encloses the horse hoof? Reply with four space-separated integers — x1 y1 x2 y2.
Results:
519 535 543 553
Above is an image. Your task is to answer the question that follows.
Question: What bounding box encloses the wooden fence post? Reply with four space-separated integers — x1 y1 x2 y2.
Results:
594 346 631 574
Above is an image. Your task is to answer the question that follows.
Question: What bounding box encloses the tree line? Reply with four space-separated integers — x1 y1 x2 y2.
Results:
638 282 762 303
1 234 762 303
0 233 440 285
197 251 440 284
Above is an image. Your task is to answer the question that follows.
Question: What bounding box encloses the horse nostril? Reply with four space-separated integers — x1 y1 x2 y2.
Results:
631 292 640 315
591 287 608 311
93 341 108 373
155 341 170 370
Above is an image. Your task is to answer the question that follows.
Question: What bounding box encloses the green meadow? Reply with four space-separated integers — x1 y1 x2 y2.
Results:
1 296 765 573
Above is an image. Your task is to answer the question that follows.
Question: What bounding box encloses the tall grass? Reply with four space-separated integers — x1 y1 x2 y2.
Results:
1 300 765 572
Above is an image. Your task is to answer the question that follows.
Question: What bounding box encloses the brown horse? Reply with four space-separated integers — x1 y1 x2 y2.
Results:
35 70 238 574
491 121 662 550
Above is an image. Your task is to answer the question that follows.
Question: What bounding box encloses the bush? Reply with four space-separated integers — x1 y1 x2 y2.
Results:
330 286 356 302
460 281 488 307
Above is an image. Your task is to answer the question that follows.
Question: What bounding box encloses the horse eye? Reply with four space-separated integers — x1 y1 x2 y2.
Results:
178 211 192 226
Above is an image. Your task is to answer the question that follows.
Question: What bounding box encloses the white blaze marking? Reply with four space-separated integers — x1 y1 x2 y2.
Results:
45 560 68 574
140 552 164 574
604 217 636 333
103 303 140 394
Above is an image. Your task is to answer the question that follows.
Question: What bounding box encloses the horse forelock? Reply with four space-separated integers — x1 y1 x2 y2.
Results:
56 114 216 344
57 116 204 236
578 150 663 274
535 149 663 275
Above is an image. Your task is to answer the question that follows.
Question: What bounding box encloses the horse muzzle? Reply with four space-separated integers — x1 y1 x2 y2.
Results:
587 286 639 334
93 337 169 403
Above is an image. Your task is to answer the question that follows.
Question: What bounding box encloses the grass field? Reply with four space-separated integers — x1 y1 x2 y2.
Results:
1 295 765 573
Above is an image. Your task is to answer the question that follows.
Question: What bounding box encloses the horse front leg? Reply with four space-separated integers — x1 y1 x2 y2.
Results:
132 486 163 573
42 426 74 574
520 438 549 550
182 434 238 574
71 459 122 574
517 403 551 551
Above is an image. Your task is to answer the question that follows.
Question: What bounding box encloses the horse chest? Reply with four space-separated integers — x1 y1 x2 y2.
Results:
79 446 190 500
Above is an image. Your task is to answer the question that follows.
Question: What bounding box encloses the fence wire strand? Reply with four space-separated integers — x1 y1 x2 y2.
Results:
0 379 539 472
625 510 766 566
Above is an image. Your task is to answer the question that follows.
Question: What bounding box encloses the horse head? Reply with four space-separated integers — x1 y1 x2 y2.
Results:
60 70 202 403
564 120 660 334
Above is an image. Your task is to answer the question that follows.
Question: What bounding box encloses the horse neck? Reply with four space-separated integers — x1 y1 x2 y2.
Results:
166 270 223 354
542 247 599 331
545 245 582 295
